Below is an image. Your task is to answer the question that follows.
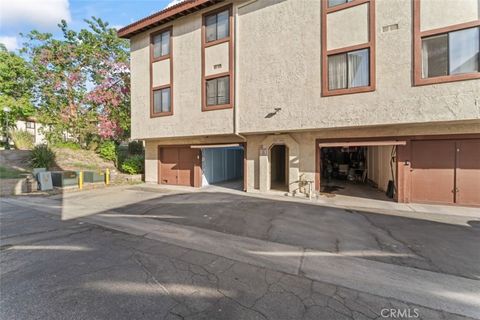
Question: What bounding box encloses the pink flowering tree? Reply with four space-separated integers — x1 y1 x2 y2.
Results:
22 18 130 144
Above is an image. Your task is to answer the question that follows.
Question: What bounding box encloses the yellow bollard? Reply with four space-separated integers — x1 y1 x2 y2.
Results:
105 168 110 185
79 171 83 190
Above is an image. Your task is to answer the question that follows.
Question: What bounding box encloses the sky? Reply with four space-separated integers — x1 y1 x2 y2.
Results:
0 0 181 51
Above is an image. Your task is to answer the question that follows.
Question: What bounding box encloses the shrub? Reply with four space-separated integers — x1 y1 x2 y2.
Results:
30 144 56 169
120 155 144 175
128 140 144 155
116 145 129 167
53 141 81 150
10 130 34 150
97 141 117 162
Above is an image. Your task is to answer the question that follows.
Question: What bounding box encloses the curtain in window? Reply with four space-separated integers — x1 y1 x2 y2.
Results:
328 54 347 90
449 27 479 75
205 15 217 42
207 79 217 105
348 49 369 88
217 77 229 104
161 31 170 56
161 88 170 112
217 11 229 39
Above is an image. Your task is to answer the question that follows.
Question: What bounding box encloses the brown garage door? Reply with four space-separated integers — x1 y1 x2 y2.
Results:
456 140 480 206
159 147 200 187
410 139 480 206
411 140 455 204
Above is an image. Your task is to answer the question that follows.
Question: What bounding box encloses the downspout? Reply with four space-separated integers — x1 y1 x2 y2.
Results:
233 0 258 142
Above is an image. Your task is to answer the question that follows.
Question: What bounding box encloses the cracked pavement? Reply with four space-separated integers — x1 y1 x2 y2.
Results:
108 191 480 280
1 187 479 319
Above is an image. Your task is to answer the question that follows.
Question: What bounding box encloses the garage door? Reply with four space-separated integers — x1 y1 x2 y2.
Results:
159 147 200 187
410 139 480 206
456 140 480 206
411 140 455 204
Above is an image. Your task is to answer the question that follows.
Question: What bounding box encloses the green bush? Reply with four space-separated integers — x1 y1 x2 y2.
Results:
10 130 34 150
128 140 144 155
120 155 144 175
116 144 129 166
30 144 56 169
53 141 81 150
97 141 117 162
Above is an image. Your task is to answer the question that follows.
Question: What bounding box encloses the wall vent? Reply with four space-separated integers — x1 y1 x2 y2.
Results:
382 24 399 32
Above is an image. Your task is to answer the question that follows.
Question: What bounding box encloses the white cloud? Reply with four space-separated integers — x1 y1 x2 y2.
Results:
0 0 72 30
165 0 186 9
0 36 19 51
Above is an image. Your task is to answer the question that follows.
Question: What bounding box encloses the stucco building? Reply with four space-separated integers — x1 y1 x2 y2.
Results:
119 0 480 206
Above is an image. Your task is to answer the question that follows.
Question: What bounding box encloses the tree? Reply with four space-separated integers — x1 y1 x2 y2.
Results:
0 45 36 133
22 17 130 144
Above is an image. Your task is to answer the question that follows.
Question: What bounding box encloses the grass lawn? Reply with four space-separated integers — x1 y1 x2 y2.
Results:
0 166 29 179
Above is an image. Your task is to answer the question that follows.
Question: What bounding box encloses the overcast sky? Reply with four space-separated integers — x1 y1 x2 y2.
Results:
0 0 176 51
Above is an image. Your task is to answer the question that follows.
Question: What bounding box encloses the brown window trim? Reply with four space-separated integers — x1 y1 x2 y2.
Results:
150 28 172 62
150 26 174 117
413 1 480 86
321 0 376 97
204 72 231 111
151 85 173 117
201 4 234 112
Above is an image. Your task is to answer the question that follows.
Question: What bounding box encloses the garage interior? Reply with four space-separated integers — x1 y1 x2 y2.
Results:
201 145 244 190
320 144 397 201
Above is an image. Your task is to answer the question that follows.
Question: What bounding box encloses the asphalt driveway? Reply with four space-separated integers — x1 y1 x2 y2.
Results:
4 198 474 320
2 185 479 319
107 191 480 280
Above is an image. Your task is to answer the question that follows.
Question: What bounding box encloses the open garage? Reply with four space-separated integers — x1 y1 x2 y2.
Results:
199 145 244 190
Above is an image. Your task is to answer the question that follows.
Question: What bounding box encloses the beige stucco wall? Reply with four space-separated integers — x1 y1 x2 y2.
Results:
152 59 171 87
420 0 479 31
204 42 230 76
327 3 369 50
131 0 480 141
237 0 480 135
130 2 235 140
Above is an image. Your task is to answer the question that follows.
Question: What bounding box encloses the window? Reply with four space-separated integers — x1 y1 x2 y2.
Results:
328 49 369 90
328 0 353 7
153 87 171 114
26 121 35 129
206 76 229 106
205 10 229 42
152 30 170 59
422 27 479 78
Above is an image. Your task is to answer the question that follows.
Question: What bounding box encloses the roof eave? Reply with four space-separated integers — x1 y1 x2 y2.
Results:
117 0 225 39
